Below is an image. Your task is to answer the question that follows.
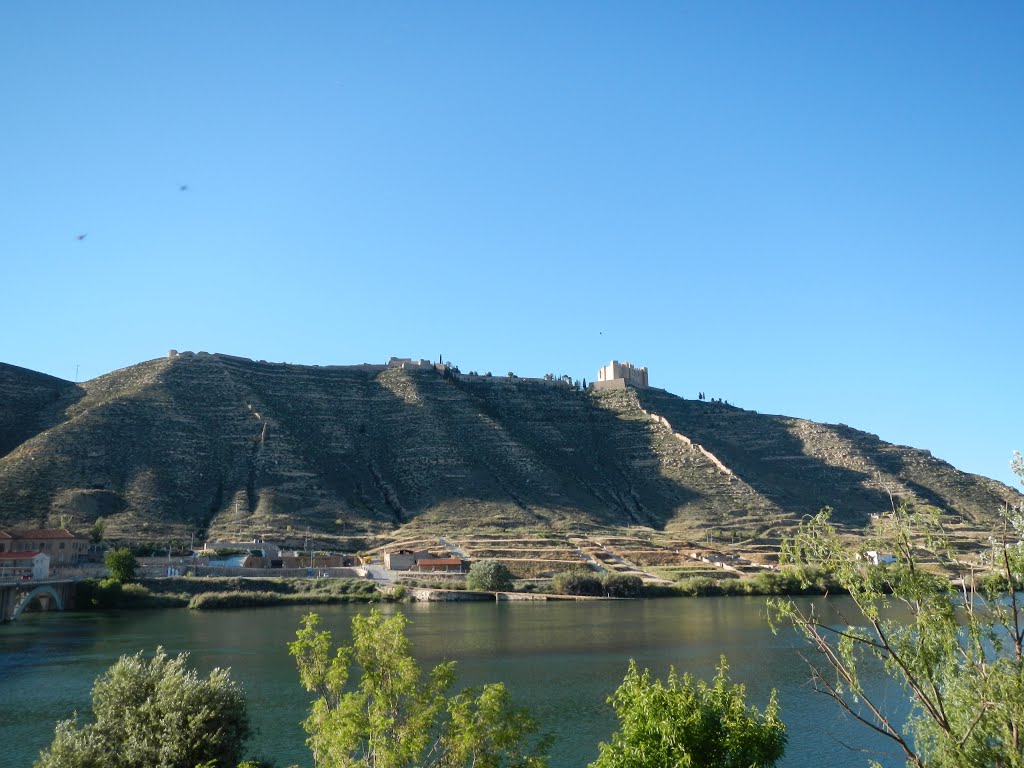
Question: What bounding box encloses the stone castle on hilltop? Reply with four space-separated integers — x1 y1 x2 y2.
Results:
593 360 649 391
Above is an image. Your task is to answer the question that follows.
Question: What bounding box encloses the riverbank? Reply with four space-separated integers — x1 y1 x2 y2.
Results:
75 575 393 611
67 564 840 614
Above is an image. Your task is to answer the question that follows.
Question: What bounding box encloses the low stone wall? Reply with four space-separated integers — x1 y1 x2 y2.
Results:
406 588 494 602
496 591 549 601
640 407 733 476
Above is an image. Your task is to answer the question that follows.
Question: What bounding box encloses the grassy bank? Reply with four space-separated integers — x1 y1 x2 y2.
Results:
75 576 389 611
72 568 837 612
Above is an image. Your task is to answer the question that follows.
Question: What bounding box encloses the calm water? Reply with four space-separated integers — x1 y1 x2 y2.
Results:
0 598 906 767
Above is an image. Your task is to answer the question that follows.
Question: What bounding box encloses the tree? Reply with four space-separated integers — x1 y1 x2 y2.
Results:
550 569 603 596
35 647 250 768
466 560 515 592
104 547 138 582
590 657 786 768
600 573 644 598
770 457 1024 768
90 516 105 544
289 610 550 768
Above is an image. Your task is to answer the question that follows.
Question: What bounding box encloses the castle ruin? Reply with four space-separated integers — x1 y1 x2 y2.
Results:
593 360 649 391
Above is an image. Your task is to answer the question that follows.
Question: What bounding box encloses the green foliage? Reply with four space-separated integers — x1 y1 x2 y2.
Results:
398 577 467 590
770 475 1024 768
188 586 382 610
466 560 515 592
673 576 725 596
77 577 123 609
104 547 138 583
600 573 644 598
289 610 551 768
89 516 105 544
76 578 187 610
590 657 786 768
35 647 250 768
550 569 603 596
549 570 644 597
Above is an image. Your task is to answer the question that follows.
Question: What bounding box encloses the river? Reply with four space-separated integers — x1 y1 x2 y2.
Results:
0 597 905 767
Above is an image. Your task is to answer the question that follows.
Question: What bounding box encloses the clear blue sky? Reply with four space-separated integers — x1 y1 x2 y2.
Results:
2 3 1021 488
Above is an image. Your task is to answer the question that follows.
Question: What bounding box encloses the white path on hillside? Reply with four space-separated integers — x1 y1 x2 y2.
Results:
438 536 470 560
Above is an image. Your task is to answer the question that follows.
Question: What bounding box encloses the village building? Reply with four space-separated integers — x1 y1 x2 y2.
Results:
196 539 358 569
0 551 50 580
0 529 89 565
382 548 468 572
383 549 433 570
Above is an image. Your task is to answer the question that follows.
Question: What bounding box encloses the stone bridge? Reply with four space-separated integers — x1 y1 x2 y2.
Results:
0 579 76 622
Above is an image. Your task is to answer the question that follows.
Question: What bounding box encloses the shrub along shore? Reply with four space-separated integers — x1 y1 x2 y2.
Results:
75 575 391 611
70 564 847 613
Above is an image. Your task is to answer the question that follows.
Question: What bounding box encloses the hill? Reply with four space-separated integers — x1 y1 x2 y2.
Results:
0 353 1019 545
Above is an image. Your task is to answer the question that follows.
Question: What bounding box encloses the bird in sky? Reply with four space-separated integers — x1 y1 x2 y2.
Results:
179 184 189 191
75 233 87 241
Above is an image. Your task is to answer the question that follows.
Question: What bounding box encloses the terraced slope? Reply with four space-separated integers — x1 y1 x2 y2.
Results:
0 354 1018 541
632 387 1016 528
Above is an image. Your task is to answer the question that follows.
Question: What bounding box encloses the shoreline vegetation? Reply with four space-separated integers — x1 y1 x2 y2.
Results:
76 576 391 611
70 566 845 613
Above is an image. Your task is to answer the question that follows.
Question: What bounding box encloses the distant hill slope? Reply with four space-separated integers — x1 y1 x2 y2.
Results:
0 354 1019 540
0 363 83 457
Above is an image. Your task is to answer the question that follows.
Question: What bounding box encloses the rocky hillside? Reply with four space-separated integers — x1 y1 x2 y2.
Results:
0 354 1018 541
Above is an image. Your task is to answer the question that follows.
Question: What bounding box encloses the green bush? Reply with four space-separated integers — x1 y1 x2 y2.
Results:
601 573 644 598
591 658 785 768
104 548 138 583
466 560 515 592
550 569 603 596
746 570 802 595
77 578 123 609
35 647 250 768
188 587 385 610
77 579 188 610
674 576 724 596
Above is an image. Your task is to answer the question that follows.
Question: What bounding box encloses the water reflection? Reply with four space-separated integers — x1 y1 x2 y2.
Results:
1 598 906 767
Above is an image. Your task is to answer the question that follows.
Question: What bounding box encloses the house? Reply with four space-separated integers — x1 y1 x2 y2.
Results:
0 529 89 565
0 551 50 580
383 549 435 571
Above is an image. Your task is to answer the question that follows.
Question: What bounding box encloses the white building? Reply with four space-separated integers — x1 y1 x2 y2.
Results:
0 551 50 580
864 550 898 566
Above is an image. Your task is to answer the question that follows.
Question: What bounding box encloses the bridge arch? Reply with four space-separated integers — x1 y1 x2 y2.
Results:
11 584 64 621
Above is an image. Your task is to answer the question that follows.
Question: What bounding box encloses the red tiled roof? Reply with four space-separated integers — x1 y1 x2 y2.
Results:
3 528 78 540
0 551 44 559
